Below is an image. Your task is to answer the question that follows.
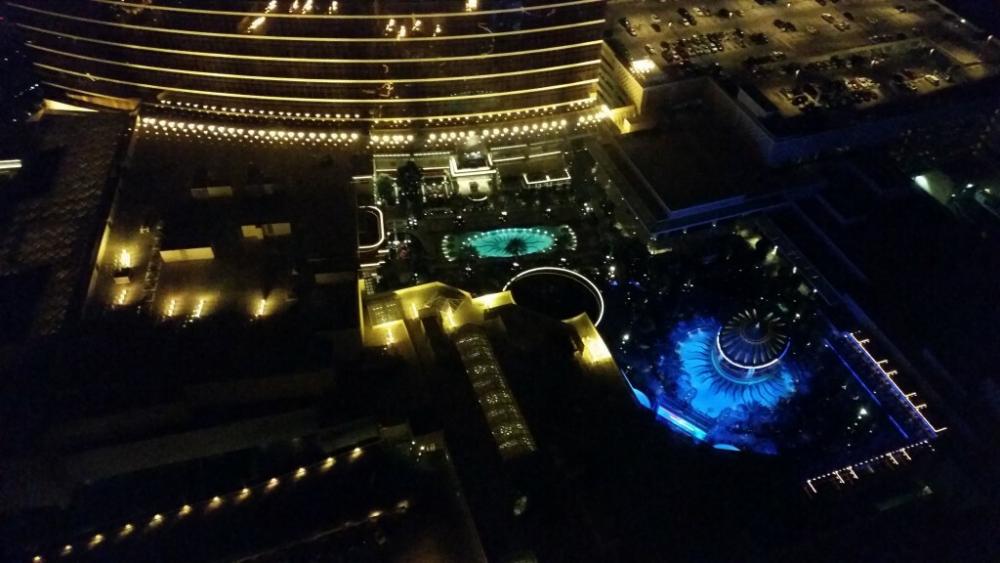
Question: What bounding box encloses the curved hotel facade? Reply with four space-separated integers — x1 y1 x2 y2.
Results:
9 0 607 133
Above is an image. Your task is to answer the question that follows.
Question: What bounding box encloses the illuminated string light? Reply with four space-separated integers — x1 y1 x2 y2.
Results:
135 103 603 150
33 449 377 558
138 116 360 147
847 332 946 434
804 440 933 493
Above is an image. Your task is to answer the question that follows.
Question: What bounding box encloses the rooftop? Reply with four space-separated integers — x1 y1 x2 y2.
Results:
6 427 485 563
607 0 1000 121
88 132 360 327
0 112 128 343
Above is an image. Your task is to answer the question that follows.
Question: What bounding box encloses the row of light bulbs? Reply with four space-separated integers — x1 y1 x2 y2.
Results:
139 117 361 146
421 99 595 126
369 133 416 146
849 332 944 435
160 100 363 122
29 446 370 563
159 99 596 129
422 109 608 146
425 125 564 147
139 106 608 148
804 440 931 493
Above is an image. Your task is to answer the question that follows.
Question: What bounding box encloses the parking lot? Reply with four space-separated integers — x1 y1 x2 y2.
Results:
608 0 1000 115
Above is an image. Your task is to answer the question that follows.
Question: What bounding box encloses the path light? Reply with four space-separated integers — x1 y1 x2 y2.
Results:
165 298 178 317
118 249 132 269
192 298 206 319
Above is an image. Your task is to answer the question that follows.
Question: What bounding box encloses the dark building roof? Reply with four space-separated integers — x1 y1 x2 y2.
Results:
0 112 129 343
7 427 485 563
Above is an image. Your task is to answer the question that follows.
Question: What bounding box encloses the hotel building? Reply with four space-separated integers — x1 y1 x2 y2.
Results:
9 0 608 136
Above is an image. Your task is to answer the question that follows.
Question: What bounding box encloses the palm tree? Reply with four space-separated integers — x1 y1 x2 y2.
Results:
504 237 528 257
456 245 479 263
554 230 574 253
396 160 424 216
375 174 397 205
397 161 423 202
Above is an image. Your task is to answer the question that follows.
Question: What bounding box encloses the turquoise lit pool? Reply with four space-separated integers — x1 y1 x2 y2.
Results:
442 226 576 260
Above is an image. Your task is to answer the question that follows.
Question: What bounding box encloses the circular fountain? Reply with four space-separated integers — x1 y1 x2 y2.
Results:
715 309 790 383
